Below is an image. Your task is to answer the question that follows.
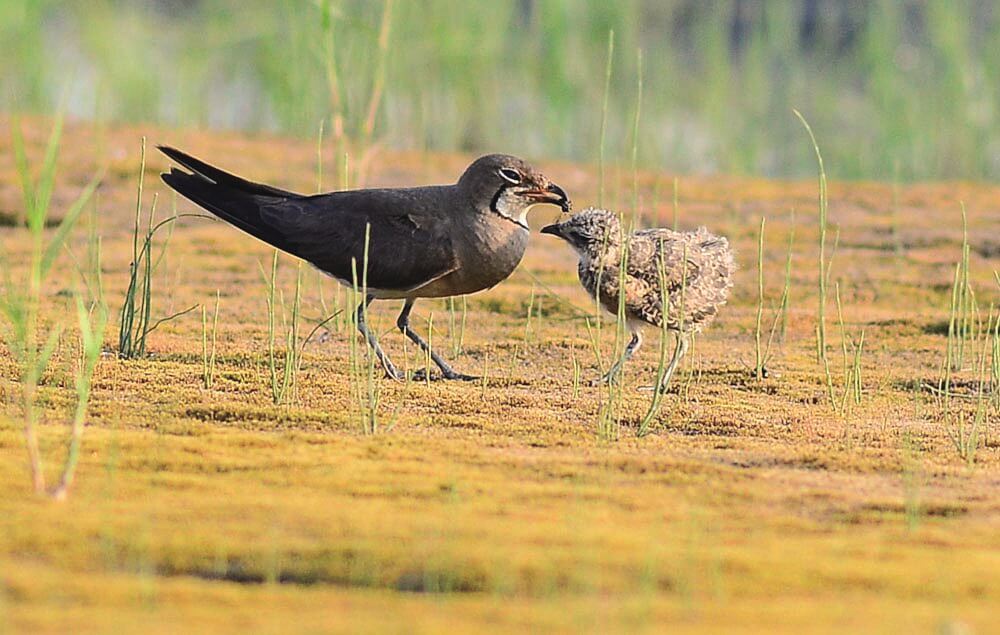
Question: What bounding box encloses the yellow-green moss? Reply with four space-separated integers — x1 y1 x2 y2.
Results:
0 118 998 633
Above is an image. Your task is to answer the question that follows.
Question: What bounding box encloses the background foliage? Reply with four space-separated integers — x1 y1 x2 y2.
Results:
2 1 999 178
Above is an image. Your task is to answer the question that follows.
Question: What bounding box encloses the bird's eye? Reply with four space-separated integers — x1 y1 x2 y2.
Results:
498 168 522 184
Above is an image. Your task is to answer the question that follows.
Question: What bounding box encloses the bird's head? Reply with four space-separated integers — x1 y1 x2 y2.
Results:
458 154 571 231
540 208 621 258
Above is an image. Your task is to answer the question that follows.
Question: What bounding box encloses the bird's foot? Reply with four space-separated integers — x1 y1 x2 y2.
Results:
384 369 406 382
409 368 433 382
379 363 406 382
410 368 479 382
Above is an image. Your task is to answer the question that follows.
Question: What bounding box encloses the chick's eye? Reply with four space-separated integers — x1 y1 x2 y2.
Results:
498 168 521 184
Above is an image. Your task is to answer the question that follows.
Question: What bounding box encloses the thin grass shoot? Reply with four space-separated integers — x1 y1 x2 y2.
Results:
201 291 221 389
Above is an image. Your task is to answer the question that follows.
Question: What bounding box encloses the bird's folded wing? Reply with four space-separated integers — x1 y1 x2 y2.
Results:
628 229 703 292
259 189 459 292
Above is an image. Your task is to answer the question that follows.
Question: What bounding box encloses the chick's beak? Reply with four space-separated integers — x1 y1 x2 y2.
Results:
540 223 563 237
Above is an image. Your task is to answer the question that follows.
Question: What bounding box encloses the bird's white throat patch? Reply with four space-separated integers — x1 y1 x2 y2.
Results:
492 189 532 231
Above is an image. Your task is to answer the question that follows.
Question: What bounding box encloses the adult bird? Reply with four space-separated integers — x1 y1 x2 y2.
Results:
541 208 734 392
159 147 570 380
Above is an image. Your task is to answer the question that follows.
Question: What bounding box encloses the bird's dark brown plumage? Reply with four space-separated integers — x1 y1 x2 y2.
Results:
158 146 570 381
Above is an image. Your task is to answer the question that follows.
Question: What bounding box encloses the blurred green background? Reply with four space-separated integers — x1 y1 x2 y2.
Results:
2 0 998 180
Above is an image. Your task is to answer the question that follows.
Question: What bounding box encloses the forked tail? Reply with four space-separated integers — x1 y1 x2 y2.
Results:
158 146 300 252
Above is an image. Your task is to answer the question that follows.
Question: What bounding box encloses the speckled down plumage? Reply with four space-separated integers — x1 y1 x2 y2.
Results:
560 208 735 333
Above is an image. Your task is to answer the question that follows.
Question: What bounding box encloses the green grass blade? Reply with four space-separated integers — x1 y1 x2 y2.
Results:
10 117 36 223
40 170 104 278
32 323 65 384
32 111 66 229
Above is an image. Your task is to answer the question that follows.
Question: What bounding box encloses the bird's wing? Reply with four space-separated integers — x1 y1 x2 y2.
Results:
626 228 733 328
257 188 460 292
628 228 703 291
159 145 460 292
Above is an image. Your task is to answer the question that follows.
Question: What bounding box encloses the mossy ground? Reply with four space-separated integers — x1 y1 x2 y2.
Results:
1 118 998 633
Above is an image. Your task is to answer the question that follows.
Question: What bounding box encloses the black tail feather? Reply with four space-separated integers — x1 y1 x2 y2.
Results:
158 145 299 198
160 165 296 253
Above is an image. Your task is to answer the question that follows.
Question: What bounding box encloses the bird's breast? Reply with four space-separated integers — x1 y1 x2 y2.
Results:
415 212 530 298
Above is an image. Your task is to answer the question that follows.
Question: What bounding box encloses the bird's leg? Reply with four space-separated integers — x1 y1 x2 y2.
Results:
397 299 477 381
355 295 403 381
637 333 689 393
643 333 690 393
591 328 643 387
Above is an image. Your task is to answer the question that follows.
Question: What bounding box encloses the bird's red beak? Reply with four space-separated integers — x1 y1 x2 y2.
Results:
526 183 571 213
